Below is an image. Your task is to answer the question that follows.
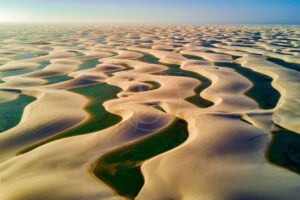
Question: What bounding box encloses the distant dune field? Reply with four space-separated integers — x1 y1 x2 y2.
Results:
0 25 300 200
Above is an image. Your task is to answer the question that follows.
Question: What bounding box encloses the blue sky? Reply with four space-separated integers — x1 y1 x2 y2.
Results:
0 0 299 24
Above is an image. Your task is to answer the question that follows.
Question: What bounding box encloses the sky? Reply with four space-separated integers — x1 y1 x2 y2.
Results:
0 0 299 24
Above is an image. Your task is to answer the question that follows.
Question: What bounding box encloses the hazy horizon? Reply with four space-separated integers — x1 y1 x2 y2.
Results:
1 0 299 24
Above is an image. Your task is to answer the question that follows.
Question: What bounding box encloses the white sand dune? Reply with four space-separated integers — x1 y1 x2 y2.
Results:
0 25 299 200
238 55 300 133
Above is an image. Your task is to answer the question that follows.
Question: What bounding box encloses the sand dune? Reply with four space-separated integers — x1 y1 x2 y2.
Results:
0 25 299 200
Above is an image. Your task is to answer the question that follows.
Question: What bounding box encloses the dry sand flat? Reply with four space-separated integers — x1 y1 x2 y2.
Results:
0 25 299 200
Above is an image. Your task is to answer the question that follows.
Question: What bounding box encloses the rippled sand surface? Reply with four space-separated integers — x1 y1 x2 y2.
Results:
0 25 300 200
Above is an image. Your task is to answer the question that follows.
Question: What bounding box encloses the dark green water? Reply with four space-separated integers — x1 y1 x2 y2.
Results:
93 119 188 199
44 75 73 85
267 57 300 73
215 62 280 109
20 83 122 154
138 53 160 64
0 94 36 133
77 58 101 71
269 125 300 175
183 54 204 60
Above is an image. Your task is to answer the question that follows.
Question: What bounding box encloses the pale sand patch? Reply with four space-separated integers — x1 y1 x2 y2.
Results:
0 90 20 103
215 43 300 64
0 62 40 73
111 50 143 60
0 89 88 162
181 50 233 62
128 47 186 65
